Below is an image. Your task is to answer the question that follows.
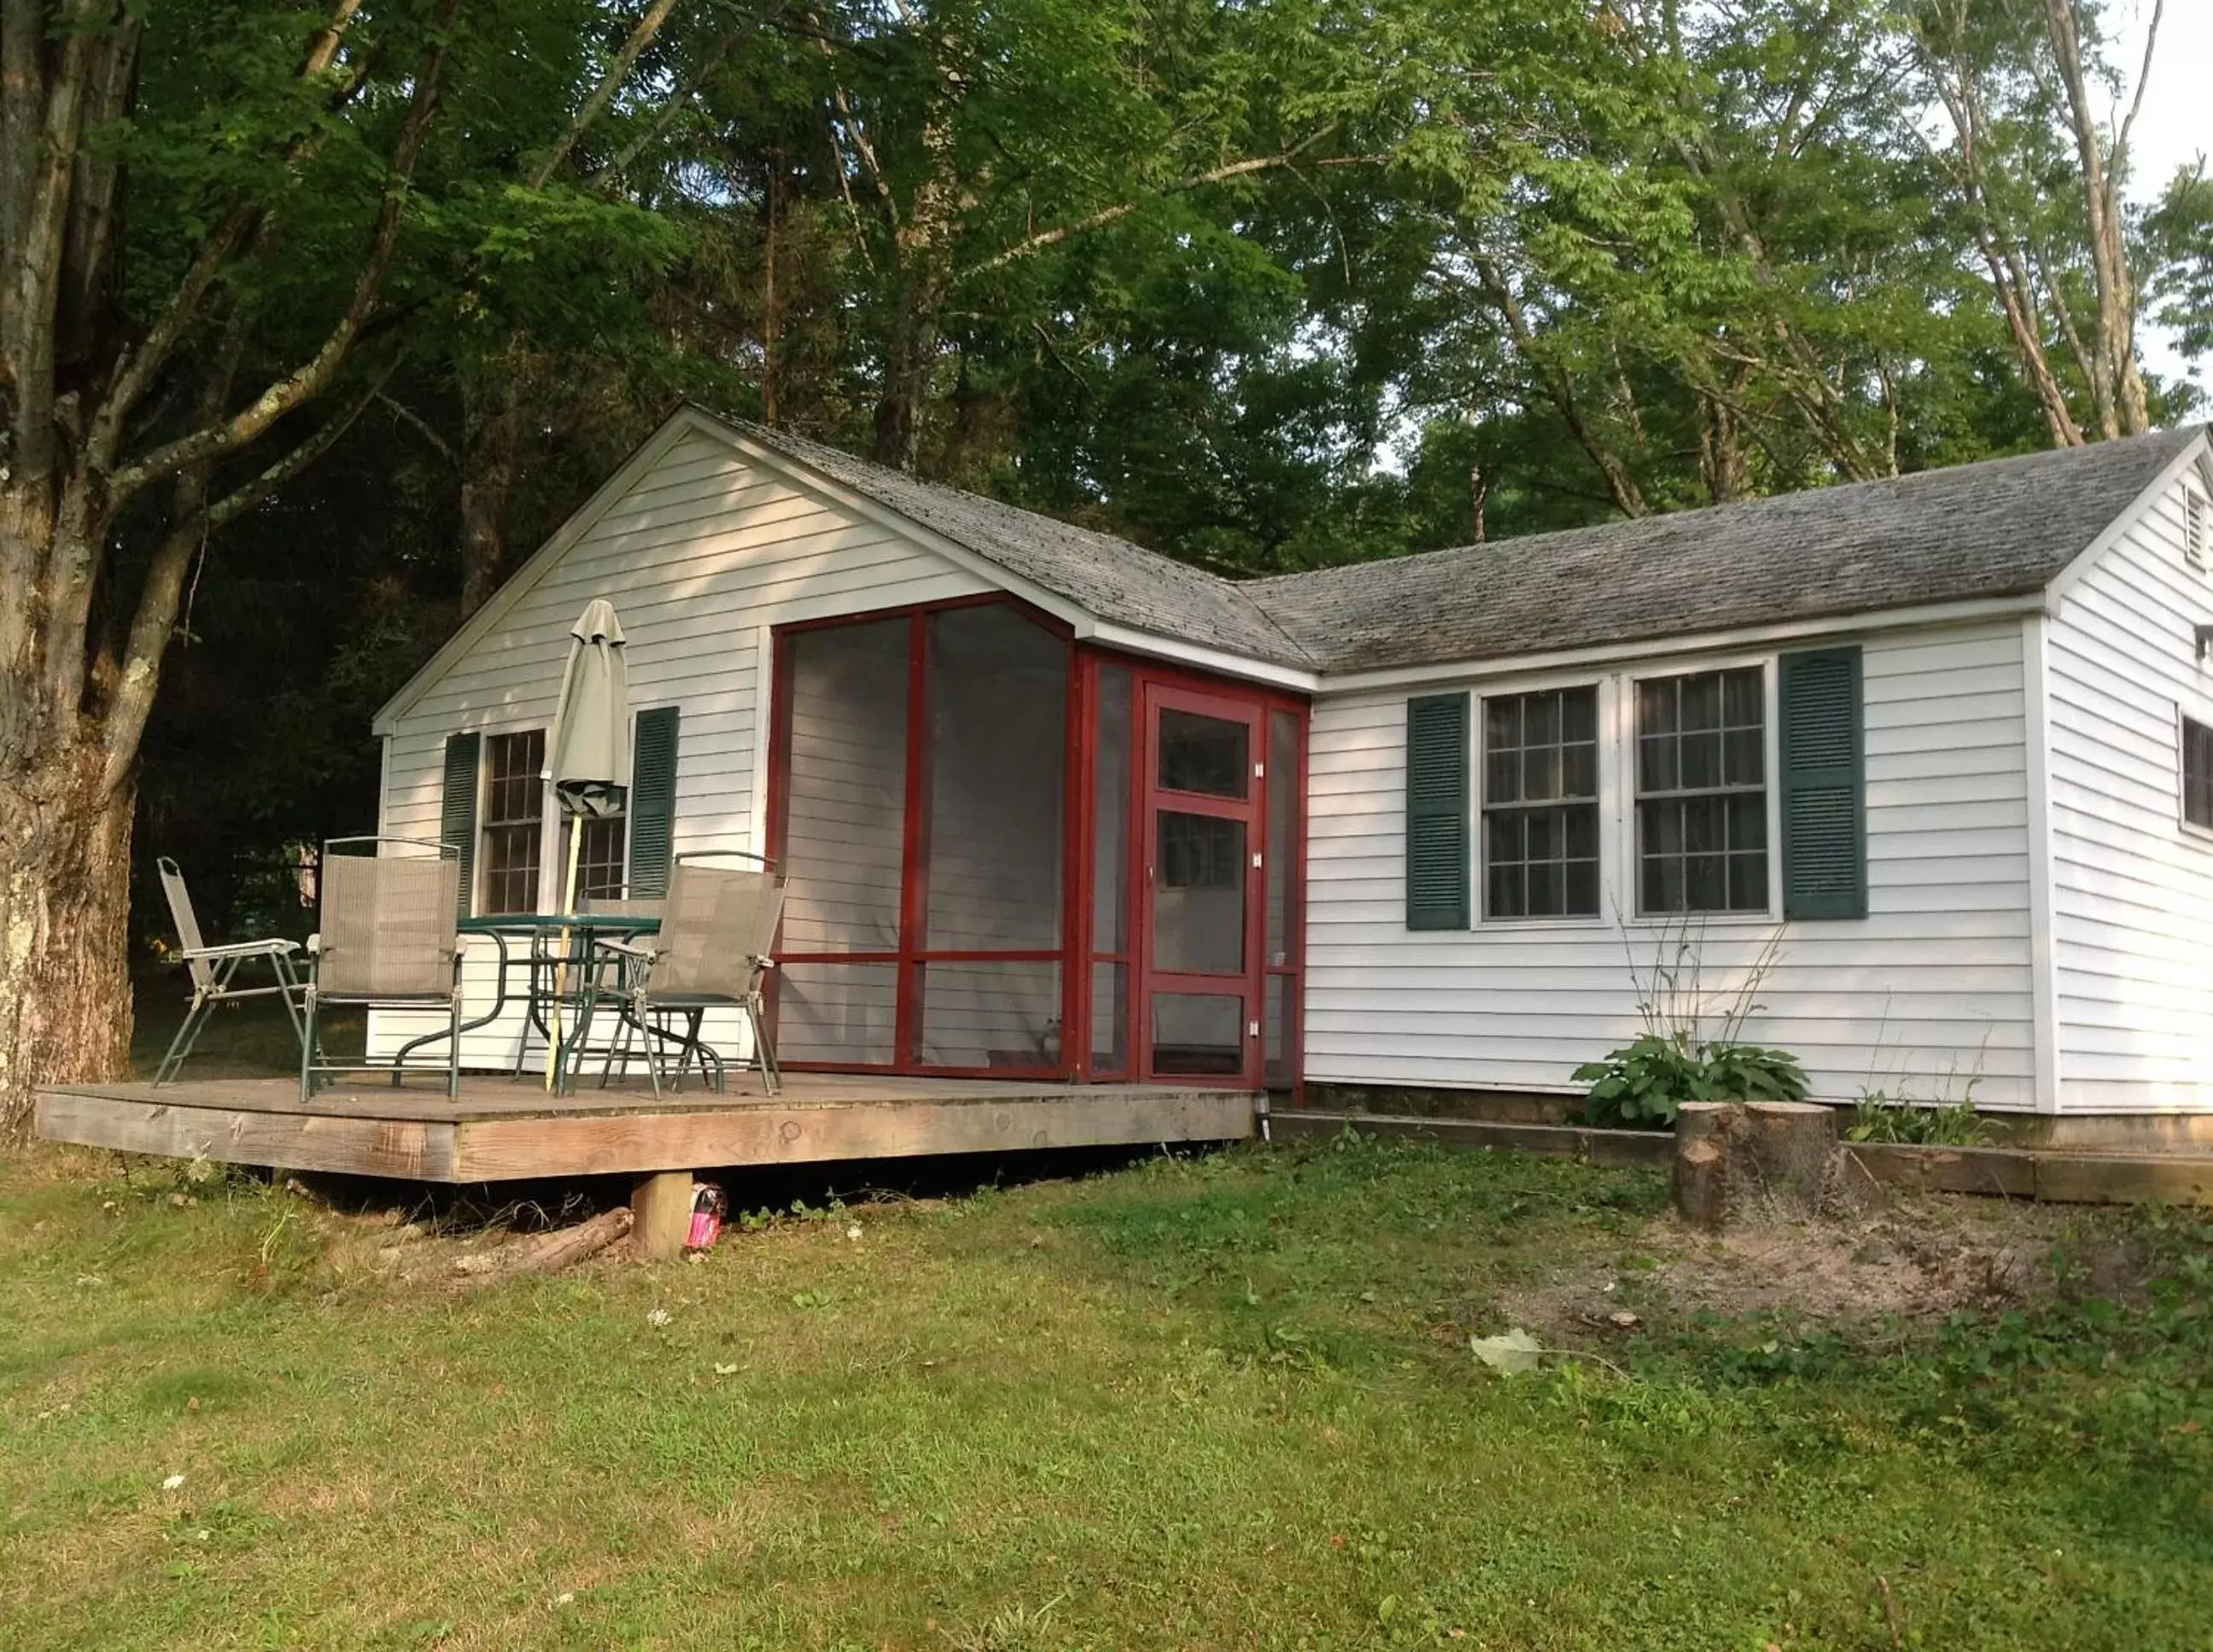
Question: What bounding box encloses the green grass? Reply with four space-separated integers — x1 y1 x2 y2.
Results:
3 1135 2210 1650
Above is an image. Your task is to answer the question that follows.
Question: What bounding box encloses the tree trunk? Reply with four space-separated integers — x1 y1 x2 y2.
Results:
1673 1100 1848 1229
0 744 135 1140
458 360 523 619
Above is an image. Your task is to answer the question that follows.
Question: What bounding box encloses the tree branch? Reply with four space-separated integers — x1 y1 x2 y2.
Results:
86 0 374 470
528 0 684 189
104 0 458 504
100 358 395 794
959 133 1340 283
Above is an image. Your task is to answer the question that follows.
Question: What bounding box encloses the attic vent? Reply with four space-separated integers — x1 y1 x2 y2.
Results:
2187 487 2209 572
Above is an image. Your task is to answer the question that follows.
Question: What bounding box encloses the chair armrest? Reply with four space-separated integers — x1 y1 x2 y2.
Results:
180 939 300 960
597 937 662 960
306 932 324 955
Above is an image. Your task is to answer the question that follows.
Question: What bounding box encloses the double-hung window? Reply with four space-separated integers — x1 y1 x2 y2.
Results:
563 811 628 901
1482 686 1600 919
480 730 546 914
1636 667 1768 913
2185 715 2213 832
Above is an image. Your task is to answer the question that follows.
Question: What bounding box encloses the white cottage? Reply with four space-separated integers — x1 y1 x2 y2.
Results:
371 409 2213 1118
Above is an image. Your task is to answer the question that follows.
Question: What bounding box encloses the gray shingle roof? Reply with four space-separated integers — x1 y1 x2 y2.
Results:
716 414 1318 668
1247 427 2207 673
716 407 2205 679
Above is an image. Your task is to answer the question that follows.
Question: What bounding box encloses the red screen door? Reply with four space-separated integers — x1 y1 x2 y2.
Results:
1137 684 1264 1084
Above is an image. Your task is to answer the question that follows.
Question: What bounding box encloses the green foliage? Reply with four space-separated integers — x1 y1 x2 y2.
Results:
1575 1031 1811 1128
1845 1084 1990 1146
6 1135 2211 1648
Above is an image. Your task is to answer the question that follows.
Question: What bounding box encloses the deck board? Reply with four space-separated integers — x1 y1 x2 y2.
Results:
33 1072 1258 1182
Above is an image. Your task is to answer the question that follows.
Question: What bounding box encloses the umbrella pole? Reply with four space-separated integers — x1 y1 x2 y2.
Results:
546 819 584 1092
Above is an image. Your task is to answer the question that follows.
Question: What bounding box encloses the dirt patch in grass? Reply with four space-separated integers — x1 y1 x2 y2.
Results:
1506 1196 2138 1338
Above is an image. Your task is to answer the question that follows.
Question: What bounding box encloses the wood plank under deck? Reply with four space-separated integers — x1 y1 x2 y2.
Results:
33 1072 1259 1183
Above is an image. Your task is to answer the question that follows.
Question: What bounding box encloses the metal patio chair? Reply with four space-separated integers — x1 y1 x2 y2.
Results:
151 856 307 1085
585 852 783 1096
299 838 464 1101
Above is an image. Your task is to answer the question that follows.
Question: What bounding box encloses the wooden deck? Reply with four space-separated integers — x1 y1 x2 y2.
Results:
33 1071 1259 1182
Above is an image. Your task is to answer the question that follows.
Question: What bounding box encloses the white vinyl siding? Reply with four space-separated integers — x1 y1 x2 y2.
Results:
370 426 995 1068
2043 464 2213 1112
1303 622 2038 1108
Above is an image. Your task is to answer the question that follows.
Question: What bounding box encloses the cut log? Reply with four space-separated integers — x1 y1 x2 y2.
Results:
452 1205 634 1281
1674 1100 1842 1229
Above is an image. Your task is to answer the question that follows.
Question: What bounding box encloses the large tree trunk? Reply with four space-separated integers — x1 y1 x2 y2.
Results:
458 360 523 619
0 744 135 1139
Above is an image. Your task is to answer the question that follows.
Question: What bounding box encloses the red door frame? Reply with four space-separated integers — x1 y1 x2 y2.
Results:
1134 681 1267 1087
765 595 1309 1089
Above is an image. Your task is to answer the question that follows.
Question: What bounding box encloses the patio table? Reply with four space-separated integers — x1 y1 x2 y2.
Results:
394 912 663 1081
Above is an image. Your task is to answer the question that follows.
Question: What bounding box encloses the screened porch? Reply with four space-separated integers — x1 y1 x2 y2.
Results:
767 596 1305 1089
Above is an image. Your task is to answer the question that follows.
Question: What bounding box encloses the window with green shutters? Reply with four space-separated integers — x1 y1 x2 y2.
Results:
1404 692 1470 929
628 705 680 896
438 733 481 921
1778 646 1866 919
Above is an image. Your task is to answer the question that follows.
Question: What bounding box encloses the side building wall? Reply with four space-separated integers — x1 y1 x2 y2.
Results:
1300 620 2042 1109
2043 458 2213 1112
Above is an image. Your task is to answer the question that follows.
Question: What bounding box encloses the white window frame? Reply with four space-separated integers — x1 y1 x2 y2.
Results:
1620 652 1782 925
1474 675 1609 928
476 723 555 914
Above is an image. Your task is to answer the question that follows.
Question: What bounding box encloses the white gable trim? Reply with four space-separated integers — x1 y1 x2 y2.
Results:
2042 429 2213 611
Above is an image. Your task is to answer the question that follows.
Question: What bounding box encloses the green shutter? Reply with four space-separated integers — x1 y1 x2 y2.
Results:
1779 646 1866 919
1405 692 1470 930
439 732 481 921
628 705 680 897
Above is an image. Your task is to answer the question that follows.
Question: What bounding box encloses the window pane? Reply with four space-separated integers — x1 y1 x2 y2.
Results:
1636 668 1767 914
1155 811 1245 972
480 730 544 914
1159 709 1248 797
1263 974 1293 1088
781 618 909 953
1094 667 1132 953
776 961 898 1064
1151 992 1242 1076
1480 687 1599 921
1638 733 1676 793
563 813 628 902
918 960 1061 1069
1090 960 1128 1072
1266 710 1299 967
2187 719 2213 831
924 605 1067 952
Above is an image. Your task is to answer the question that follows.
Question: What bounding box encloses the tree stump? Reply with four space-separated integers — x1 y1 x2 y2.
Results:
1674 1100 1841 1229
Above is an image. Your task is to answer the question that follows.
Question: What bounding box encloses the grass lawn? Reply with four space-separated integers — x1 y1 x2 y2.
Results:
3 1126 2210 1649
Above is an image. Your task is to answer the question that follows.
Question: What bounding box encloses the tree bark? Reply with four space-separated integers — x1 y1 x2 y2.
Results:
1673 1100 1846 1229
458 360 523 619
0 738 135 1135
2041 0 2151 437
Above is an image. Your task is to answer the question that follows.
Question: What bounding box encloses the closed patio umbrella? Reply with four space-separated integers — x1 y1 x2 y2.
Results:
544 598 630 1086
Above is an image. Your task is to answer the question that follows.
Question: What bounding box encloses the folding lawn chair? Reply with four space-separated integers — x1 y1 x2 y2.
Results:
299 838 464 1100
151 856 307 1085
585 852 783 1096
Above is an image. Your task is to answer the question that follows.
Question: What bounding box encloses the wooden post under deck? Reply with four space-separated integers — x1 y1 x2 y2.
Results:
631 1170 694 1259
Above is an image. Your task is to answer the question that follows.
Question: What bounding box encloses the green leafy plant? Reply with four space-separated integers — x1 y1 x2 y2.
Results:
1845 1083 1988 1145
1574 916 1808 1127
1576 1031 1810 1127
